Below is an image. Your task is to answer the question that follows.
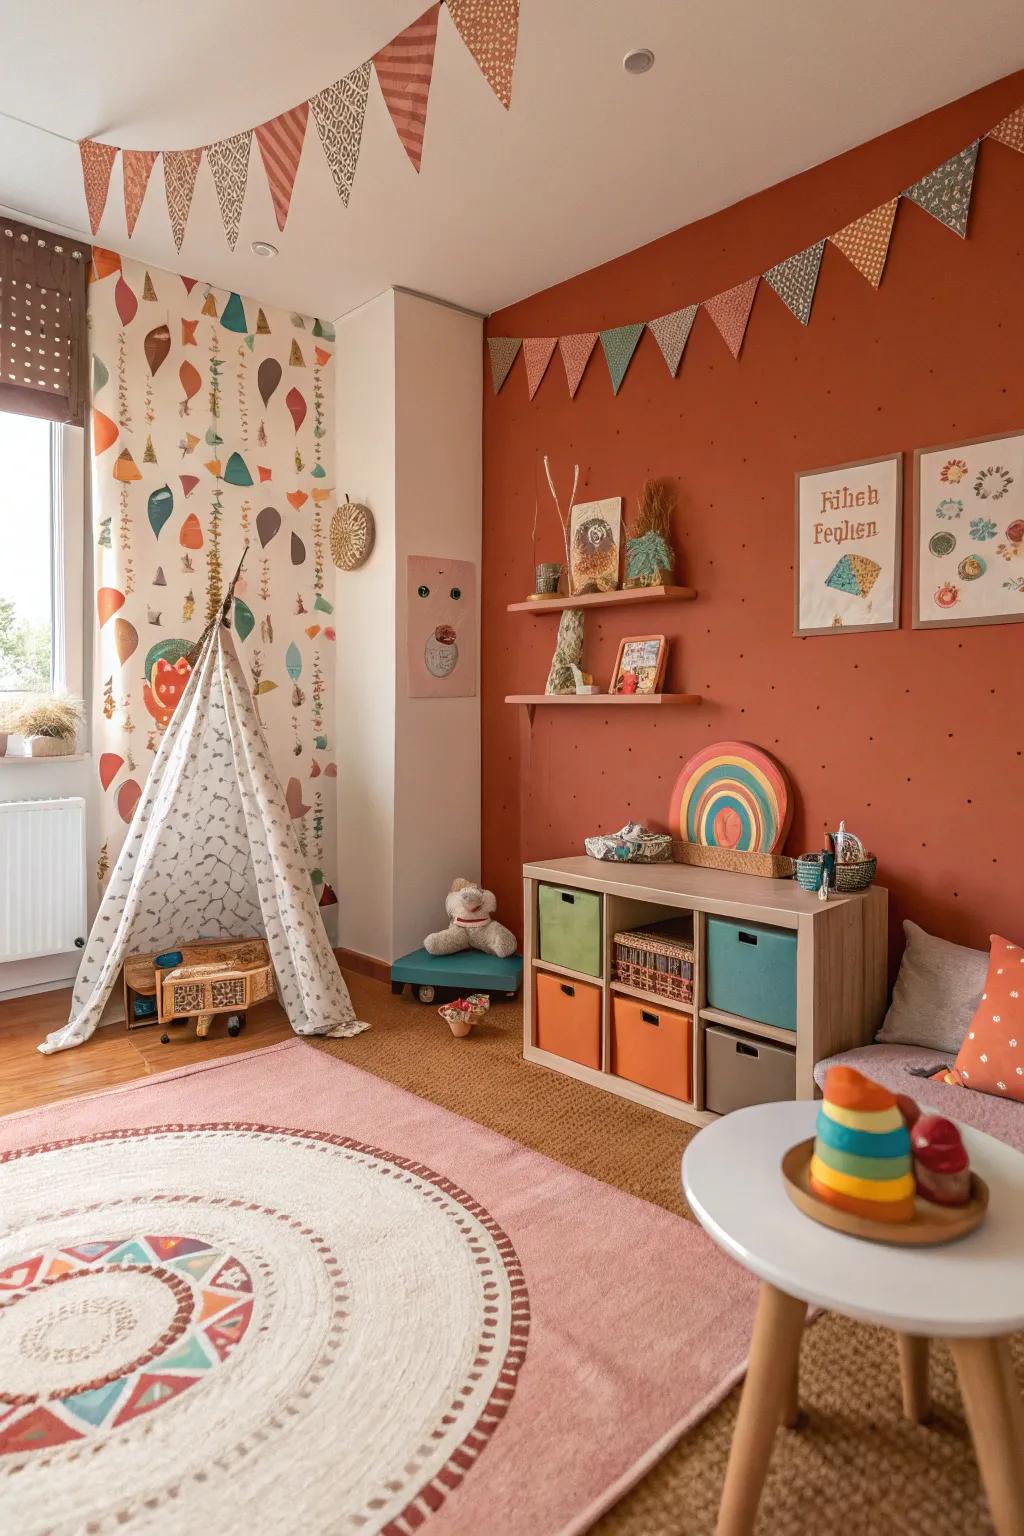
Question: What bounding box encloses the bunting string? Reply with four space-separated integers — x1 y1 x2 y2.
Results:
488 103 1024 400
75 0 519 245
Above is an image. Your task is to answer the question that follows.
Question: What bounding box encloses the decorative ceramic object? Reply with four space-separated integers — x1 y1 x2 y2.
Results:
28 735 75 758
911 1115 972 1206
624 478 676 588
329 495 375 570
545 608 584 695
533 562 561 595
809 1065 915 1224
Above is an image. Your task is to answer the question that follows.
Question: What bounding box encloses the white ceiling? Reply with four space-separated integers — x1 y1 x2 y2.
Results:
1 1 1022 321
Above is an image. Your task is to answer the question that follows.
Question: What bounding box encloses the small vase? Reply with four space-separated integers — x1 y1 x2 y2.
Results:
27 735 74 758
533 562 562 596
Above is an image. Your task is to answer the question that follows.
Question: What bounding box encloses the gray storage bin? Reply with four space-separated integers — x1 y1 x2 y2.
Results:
704 1023 796 1115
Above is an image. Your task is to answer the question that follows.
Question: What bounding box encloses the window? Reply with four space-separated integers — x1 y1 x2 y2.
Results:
0 407 83 697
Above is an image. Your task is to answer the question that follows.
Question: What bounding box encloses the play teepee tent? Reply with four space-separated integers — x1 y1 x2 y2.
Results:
40 575 368 1054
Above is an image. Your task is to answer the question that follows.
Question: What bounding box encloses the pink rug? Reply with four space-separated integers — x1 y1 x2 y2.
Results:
0 1041 758 1534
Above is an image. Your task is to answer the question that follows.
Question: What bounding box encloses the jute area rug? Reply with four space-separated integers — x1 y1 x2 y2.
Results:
0 1039 759 1535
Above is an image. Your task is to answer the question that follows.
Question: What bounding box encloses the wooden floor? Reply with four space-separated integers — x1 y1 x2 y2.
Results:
0 985 299 1117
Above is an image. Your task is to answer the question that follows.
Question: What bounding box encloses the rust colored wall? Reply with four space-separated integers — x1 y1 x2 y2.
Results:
482 72 1024 962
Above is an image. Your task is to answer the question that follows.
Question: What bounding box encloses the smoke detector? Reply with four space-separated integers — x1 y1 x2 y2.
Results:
623 48 655 75
251 240 279 259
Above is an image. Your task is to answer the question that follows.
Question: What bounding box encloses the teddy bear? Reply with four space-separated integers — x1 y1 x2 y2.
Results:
424 878 517 958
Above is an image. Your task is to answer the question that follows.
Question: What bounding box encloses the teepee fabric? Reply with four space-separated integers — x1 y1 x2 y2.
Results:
40 611 367 1054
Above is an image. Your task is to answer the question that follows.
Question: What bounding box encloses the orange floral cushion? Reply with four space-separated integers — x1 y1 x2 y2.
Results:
949 935 1024 1102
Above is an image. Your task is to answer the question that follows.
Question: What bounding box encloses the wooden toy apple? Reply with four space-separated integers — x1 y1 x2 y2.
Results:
911 1115 971 1207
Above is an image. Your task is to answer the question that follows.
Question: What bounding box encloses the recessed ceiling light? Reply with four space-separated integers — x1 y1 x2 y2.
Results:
251 240 279 259
623 47 655 75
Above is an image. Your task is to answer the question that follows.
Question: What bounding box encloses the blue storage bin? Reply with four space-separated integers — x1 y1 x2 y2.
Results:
705 917 797 1031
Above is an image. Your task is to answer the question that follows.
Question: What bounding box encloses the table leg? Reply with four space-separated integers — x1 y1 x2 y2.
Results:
948 1336 1024 1536
717 1282 806 1536
896 1334 930 1423
780 1348 800 1429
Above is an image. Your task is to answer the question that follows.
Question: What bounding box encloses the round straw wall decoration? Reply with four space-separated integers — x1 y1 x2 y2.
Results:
330 496 375 570
669 740 792 853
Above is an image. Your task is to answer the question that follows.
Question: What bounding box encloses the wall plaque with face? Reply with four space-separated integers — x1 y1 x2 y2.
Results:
406 555 477 698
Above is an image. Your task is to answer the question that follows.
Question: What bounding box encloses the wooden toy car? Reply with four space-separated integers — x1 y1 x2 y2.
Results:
390 947 522 1004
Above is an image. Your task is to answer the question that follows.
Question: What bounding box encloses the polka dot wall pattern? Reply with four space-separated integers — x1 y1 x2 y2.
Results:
481 72 1024 966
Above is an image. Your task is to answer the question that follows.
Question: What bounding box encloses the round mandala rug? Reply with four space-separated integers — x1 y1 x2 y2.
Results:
0 1124 529 1535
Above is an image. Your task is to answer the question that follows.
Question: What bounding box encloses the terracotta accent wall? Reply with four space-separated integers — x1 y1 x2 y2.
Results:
482 71 1024 962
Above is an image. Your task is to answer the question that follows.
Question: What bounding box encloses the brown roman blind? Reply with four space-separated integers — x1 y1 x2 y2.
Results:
0 216 89 427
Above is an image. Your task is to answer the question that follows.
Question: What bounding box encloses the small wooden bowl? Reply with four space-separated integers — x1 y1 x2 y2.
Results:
782 1138 988 1247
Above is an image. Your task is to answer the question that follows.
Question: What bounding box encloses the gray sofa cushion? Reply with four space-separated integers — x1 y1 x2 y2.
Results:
875 919 989 1055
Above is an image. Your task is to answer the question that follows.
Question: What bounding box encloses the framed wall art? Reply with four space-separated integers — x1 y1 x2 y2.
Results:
794 454 902 636
609 635 667 695
569 496 622 594
913 429 1024 629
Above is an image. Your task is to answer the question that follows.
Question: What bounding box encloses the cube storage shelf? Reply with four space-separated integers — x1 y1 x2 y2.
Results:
522 855 888 1128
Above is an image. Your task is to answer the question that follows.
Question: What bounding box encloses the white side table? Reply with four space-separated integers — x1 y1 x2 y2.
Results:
682 1101 1024 1536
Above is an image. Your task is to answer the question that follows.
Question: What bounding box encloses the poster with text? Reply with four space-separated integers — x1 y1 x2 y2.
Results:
914 430 1024 629
795 454 902 636
406 555 477 698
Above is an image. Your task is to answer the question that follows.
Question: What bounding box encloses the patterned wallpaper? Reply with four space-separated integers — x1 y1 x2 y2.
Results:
88 250 339 916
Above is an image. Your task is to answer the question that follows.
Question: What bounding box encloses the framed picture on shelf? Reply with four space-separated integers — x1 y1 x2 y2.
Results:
568 497 622 594
609 634 667 695
913 428 1024 629
794 453 902 636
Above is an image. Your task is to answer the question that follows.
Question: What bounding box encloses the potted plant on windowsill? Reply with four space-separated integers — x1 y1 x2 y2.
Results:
8 693 85 757
0 697 17 757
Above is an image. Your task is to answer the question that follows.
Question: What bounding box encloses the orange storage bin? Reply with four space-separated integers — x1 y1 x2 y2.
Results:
535 971 601 1069
611 994 692 1102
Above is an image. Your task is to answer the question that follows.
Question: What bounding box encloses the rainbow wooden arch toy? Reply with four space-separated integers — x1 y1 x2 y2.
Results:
668 741 793 853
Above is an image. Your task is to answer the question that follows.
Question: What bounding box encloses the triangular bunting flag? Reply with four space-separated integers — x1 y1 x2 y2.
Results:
254 102 309 232
600 323 644 395
374 3 441 173
207 130 253 249
163 149 201 253
122 149 157 237
522 337 557 400
487 336 520 393
446 0 519 108
79 139 118 235
703 277 759 359
829 198 898 288
988 104 1024 154
647 305 697 377
762 240 825 326
903 141 979 238
310 62 372 208
558 332 599 398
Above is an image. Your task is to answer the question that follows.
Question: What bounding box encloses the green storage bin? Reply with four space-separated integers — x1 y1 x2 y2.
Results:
538 884 602 978
706 917 797 1031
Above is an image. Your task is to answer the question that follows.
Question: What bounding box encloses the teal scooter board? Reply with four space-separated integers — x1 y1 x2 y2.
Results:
390 948 523 1005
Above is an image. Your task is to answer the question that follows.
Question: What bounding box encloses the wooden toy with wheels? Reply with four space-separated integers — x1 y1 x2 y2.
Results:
390 947 523 1005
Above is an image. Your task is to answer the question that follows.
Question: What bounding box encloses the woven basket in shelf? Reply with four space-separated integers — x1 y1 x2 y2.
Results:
613 919 694 1004
833 856 877 892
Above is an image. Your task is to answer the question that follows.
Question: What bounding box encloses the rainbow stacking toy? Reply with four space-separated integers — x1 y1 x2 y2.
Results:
810 1065 915 1224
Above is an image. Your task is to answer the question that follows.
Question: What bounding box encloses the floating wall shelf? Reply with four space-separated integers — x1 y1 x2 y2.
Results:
507 584 697 615
506 693 703 723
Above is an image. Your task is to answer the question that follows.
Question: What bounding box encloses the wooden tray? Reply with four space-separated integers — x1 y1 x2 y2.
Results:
672 840 795 879
782 1138 988 1247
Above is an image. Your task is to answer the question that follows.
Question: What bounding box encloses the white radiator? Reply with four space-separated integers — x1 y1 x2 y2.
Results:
0 797 88 963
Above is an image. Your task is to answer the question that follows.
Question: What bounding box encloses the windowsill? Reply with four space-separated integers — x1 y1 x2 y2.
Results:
0 752 89 764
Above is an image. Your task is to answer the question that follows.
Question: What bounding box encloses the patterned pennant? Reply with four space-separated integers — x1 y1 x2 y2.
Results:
703 277 759 359
79 140 118 235
762 240 825 326
163 149 202 253
600 323 644 395
647 305 697 377
988 105 1024 154
523 337 557 400
487 336 521 394
310 62 372 208
903 141 979 238
207 131 253 249
446 0 519 108
122 150 157 237
828 198 898 288
254 103 309 232
558 332 598 398
374 3 441 173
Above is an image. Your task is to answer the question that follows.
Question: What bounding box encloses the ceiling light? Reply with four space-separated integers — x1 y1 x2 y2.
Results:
251 240 279 259
623 48 655 75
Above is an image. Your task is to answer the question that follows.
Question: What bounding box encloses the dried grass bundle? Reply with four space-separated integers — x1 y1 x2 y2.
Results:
9 692 85 740
625 479 677 588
